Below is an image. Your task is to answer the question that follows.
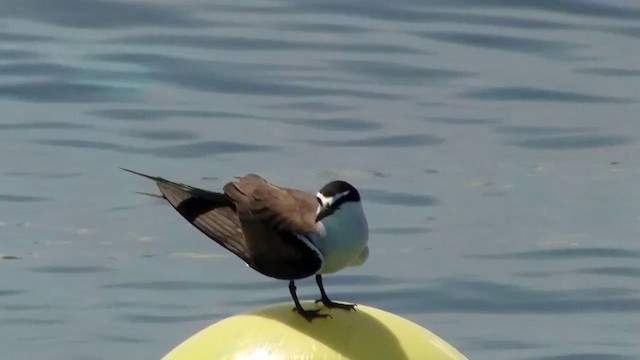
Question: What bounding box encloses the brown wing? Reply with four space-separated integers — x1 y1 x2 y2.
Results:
123 169 322 280
222 174 323 279
223 174 319 235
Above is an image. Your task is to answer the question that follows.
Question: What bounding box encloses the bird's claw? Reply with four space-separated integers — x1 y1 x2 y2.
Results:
315 298 357 311
292 307 332 322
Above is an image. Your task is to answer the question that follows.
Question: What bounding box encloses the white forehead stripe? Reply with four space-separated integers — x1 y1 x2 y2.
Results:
315 190 350 206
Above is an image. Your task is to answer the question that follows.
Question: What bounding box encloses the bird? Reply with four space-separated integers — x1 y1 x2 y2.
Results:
122 169 369 321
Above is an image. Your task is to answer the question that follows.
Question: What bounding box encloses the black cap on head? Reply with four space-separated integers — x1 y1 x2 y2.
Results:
318 180 360 203
315 181 360 221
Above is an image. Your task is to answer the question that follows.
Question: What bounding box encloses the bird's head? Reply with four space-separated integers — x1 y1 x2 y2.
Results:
315 180 362 222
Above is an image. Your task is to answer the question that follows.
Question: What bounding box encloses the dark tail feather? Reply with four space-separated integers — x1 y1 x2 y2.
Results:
121 168 250 265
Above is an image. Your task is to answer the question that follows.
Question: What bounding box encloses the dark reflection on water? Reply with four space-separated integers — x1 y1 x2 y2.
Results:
88 109 253 122
0 121 91 130
0 81 135 103
0 290 25 297
495 125 594 136
279 117 382 132
607 26 640 40
426 117 499 126
0 49 39 60
362 189 439 207
1 304 52 311
92 301 186 310
428 0 640 20
575 266 640 277
464 338 538 350
419 32 583 60
0 31 53 42
0 0 209 29
470 247 640 260
102 275 401 292
115 34 423 54
210 3 574 31
102 335 149 344
151 141 278 158
460 86 632 103
35 139 278 158
509 135 634 150
0 318 64 325
117 312 221 324
332 59 472 85
307 134 444 147
371 226 431 235
269 21 369 34
265 101 354 113
519 354 636 360
576 67 640 77
516 266 640 279
120 129 199 141
0 194 48 202
29 265 112 274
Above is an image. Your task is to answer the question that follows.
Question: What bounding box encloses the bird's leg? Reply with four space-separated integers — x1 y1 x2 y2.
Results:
314 275 356 311
289 280 330 322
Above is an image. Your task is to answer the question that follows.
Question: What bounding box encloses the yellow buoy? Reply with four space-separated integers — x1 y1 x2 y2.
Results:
162 301 468 360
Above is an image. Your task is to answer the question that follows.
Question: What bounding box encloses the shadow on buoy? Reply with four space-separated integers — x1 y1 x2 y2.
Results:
162 301 469 359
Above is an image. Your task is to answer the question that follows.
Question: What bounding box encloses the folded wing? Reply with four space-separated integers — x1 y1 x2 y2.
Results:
124 169 322 280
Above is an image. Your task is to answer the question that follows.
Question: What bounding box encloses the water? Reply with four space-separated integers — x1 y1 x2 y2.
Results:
1 0 639 359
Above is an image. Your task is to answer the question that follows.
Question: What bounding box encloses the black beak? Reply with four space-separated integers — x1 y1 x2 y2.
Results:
316 206 334 222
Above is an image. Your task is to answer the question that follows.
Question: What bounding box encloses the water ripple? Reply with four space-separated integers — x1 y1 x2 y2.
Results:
269 21 370 34
460 86 632 103
332 60 472 85
371 226 432 235
576 67 640 77
519 354 636 360
419 31 582 59
102 335 149 344
120 129 199 141
1 318 63 325
117 312 220 324
362 189 439 207
279 118 382 132
426 117 499 126
88 109 251 122
574 266 640 278
307 134 444 147
0 121 91 130
0 290 25 297
495 125 594 136
508 135 634 150
0 194 48 202
0 49 39 60
469 247 640 260
265 101 354 113
0 81 136 103
114 34 421 54
29 266 112 274
91 52 397 99
34 139 278 158
102 275 398 292
465 338 538 351
0 31 54 42
151 141 278 158
0 0 210 29
234 277 640 314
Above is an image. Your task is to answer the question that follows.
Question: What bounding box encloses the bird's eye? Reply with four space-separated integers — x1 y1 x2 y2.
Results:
316 197 323 206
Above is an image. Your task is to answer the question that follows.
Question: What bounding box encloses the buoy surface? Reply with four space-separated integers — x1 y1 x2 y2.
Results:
162 301 468 360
